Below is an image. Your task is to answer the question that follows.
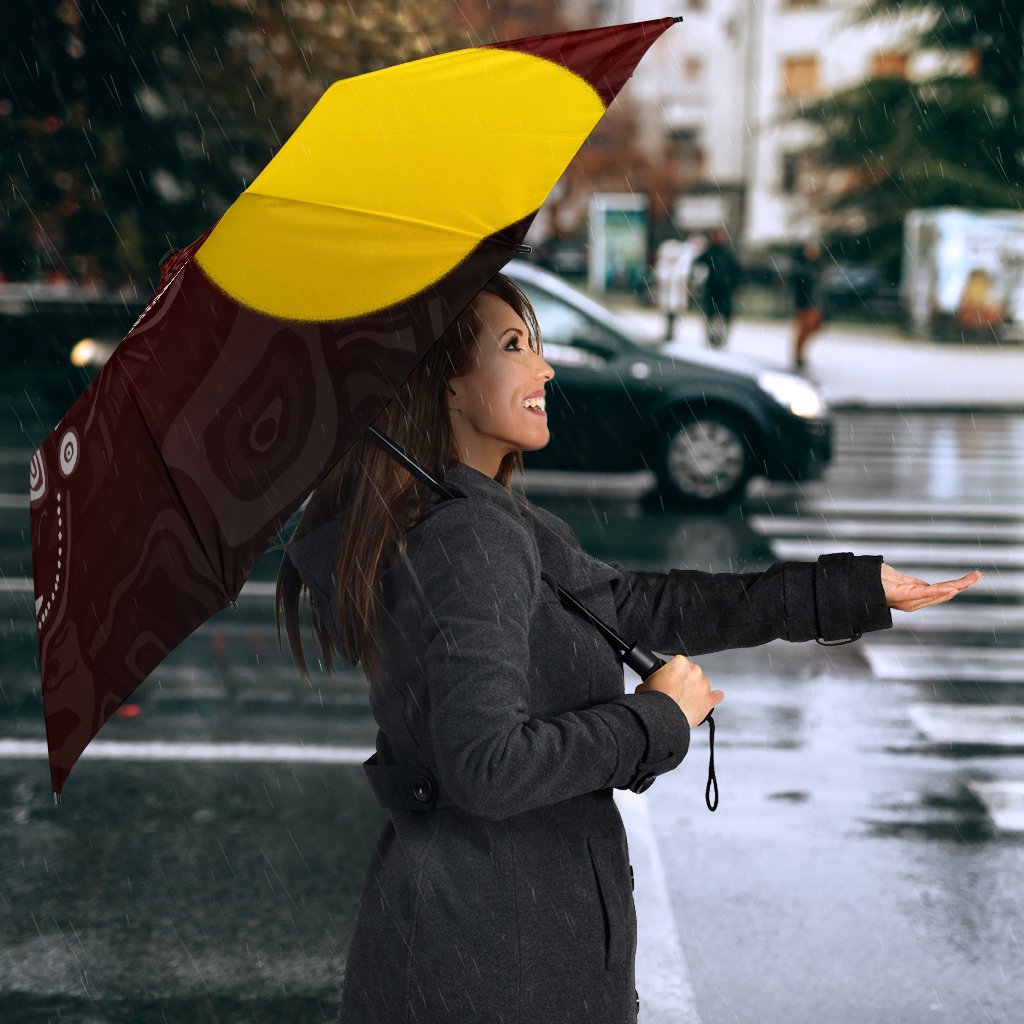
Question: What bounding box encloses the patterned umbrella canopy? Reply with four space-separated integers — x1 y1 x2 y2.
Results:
29 17 681 798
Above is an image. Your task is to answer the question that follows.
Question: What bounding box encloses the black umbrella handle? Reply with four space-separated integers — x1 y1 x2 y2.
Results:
625 643 717 812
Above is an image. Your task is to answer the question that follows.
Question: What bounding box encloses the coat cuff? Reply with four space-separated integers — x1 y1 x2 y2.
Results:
815 552 892 642
605 691 690 794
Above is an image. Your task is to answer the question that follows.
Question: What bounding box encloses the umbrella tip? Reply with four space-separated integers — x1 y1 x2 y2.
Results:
53 791 62 807
517 244 532 255
673 15 684 23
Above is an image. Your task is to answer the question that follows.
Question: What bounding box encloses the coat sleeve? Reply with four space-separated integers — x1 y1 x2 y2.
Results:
410 502 690 821
604 554 892 657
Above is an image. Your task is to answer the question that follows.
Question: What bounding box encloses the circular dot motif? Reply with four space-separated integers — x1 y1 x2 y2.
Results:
58 428 79 477
37 491 64 627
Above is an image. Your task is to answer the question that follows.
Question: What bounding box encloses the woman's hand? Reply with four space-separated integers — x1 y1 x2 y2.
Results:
881 564 983 612
635 654 723 728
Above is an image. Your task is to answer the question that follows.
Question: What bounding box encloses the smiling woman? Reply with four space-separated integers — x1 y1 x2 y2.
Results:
271 260 979 1023
444 291 556 478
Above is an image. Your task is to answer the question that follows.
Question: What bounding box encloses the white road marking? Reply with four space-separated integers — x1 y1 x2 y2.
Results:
792 498 1024 520
887 605 1024 633
967 781 1024 833
767 539 1024 567
615 787 702 1024
0 739 375 763
748 516 1024 542
864 645 1024 684
907 705 1024 748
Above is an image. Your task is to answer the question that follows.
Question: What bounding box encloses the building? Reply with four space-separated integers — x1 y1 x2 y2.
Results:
604 0 931 250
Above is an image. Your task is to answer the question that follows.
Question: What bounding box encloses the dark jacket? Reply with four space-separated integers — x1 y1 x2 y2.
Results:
286 460 892 1024
790 249 820 311
692 241 742 317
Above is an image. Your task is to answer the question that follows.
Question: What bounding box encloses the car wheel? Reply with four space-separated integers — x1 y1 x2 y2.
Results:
655 411 754 508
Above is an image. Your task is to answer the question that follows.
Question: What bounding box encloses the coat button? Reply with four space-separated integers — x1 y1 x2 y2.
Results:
636 989 640 1014
412 775 435 802
631 773 656 794
630 864 634 891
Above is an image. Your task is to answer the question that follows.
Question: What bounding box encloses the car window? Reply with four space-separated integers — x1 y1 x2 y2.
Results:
519 286 622 360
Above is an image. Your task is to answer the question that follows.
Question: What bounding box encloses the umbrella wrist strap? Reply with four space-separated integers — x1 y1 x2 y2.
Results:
705 715 717 812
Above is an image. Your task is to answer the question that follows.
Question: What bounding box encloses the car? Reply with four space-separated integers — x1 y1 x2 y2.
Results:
56 261 832 510
504 260 832 508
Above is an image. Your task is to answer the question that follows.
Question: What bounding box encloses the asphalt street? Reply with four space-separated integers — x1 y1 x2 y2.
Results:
1 390 1022 1023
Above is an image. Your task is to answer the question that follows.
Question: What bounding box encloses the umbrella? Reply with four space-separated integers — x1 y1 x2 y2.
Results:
29 17 684 800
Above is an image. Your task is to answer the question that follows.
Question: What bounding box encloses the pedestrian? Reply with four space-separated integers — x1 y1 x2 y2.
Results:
654 236 700 341
790 240 824 369
691 226 742 348
276 272 981 1024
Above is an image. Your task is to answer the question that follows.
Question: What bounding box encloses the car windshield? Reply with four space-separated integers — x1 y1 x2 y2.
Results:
510 274 637 358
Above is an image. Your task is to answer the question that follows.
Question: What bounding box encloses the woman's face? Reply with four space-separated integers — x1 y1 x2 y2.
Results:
446 291 555 478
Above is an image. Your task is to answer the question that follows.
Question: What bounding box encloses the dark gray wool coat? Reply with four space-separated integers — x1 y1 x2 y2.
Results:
286 460 893 1024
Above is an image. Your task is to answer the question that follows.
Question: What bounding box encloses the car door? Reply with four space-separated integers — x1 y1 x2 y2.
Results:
513 283 644 472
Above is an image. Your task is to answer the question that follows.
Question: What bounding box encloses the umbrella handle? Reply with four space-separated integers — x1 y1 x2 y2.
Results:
624 645 717 812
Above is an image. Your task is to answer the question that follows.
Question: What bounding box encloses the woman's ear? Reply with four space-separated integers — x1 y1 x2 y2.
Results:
445 380 459 411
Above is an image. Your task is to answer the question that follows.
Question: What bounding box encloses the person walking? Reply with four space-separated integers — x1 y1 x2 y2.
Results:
277 272 981 1024
692 227 742 349
790 240 824 369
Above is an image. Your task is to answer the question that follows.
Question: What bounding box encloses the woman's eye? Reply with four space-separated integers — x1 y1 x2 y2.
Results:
505 337 522 351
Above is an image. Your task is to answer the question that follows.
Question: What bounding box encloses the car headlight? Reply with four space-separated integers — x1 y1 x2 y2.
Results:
757 371 828 419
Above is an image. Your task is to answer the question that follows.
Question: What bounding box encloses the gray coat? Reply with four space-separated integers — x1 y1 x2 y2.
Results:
286 460 892 1024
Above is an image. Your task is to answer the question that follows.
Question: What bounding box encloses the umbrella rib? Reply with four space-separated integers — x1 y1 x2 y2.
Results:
240 189 501 243
118 373 233 606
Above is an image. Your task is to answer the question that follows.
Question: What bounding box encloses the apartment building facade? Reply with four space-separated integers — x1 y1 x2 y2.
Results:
608 0 929 249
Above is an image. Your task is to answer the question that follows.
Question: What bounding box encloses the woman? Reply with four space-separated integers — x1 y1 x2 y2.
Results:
276 273 979 1023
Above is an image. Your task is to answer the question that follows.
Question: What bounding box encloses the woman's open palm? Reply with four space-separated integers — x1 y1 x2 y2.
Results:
881 564 983 612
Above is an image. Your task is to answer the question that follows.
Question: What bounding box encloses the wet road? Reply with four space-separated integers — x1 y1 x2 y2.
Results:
1 396 1022 1023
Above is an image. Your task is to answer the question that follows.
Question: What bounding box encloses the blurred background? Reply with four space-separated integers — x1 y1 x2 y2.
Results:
1 2 1022 1023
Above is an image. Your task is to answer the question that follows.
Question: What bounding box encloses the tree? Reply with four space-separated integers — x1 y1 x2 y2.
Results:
0 1 470 288
792 0 1024 276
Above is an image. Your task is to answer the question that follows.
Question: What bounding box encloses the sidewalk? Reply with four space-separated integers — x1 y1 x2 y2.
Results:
605 303 1024 411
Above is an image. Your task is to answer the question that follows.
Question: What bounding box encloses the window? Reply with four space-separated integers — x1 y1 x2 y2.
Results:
871 51 908 79
519 289 620 364
781 56 819 98
669 127 706 180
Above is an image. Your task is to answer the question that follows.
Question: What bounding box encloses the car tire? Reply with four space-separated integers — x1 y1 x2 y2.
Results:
654 409 755 509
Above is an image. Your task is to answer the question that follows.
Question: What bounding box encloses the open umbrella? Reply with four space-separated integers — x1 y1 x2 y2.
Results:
29 17 683 800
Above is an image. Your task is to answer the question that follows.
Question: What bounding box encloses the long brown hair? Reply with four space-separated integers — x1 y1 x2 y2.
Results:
275 272 543 684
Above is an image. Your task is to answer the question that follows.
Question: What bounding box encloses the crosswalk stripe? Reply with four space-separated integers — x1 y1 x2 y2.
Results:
794 497 1024 519
886 605 1024 633
873 568 1024 596
967 781 1024 833
864 645 1024 683
908 704 1024 747
749 516 1024 542
767 539 1024 567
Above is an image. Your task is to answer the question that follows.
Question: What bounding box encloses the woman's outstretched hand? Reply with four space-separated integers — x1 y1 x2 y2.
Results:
881 564 983 612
